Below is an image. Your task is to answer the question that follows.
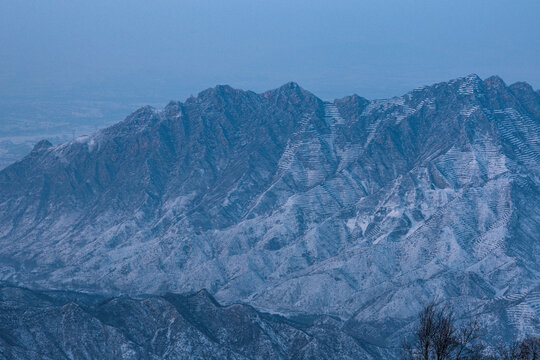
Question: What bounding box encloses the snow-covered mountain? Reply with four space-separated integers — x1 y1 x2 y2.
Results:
0 75 539 355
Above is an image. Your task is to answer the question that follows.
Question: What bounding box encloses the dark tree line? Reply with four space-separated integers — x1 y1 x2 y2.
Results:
402 302 539 360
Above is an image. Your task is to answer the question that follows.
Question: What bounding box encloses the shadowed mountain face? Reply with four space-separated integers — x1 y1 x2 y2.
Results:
0 284 384 360
0 75 539 354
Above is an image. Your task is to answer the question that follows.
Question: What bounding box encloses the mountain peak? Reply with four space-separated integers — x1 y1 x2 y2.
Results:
335 93 369 105
31 139 53 153
196 84 238 100
466 73 481 80
164 100 183 117
165 100 182 108
263 81 307 96
457 73 483 86
509 81 535 93
483 75 507 89
261 81 320 110
280 81 302 90
273 81 309 97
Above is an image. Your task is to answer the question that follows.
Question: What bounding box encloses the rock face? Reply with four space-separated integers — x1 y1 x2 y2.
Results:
0 75 539 354
0 284 381 359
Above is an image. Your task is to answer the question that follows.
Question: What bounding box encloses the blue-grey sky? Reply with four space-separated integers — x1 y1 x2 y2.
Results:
1 0 539 102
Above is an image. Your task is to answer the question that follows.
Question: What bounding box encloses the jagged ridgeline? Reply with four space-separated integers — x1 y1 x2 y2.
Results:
0 75 539 358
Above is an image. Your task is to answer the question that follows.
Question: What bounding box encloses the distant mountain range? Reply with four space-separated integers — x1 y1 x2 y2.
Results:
0 75 539 358
0 98 156 169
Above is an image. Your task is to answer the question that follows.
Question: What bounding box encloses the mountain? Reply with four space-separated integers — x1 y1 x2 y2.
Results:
0 283 385 360
0 75 539 356
0 98 153 170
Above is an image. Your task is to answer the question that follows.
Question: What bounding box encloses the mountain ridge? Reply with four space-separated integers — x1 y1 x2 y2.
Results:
5 73 537 167
0 282 387 359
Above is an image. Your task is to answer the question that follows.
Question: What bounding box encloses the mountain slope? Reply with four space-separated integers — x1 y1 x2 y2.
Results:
0 284 383 360
0 75 539 351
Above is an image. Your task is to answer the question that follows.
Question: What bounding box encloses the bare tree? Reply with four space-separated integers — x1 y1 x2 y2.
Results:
402 302 483 360
497 336 540 360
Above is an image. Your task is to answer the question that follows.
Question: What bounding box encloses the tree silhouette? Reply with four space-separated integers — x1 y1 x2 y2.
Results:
402 302 483 360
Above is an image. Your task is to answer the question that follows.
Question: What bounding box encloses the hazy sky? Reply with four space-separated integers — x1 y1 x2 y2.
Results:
1 0 539 102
